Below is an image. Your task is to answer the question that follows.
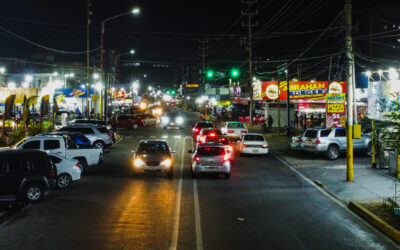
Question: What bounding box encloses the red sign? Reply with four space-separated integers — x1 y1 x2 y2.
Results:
115 90 125 99
261 81 347 101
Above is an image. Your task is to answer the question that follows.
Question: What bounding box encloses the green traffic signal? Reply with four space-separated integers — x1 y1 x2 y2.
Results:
206 70 214 78
166 90 171 94
171 90 176 95
231 68 240 78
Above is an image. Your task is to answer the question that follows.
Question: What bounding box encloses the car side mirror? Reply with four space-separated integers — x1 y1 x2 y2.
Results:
187 150 193 154
171 150 176 153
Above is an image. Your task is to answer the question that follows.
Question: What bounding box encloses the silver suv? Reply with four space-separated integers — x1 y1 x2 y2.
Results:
58 125 113 149
295 128 372 160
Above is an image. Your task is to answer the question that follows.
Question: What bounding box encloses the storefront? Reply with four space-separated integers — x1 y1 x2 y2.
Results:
258 81 347 128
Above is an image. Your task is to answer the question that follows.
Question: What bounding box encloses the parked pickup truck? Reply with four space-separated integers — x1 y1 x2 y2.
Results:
13 135 103 168
293 128 372 160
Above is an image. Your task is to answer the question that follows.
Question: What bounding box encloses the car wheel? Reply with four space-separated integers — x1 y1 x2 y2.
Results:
132 123 139 129
327 145 340 160
94 141 105 149
24 183 44 203
57 174 72 189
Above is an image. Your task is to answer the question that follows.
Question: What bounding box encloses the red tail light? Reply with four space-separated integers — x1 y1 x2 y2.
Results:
316 139 321 144
195 128 199 133
241 130 248 134
296 138 303 142
75 163 81 168
262 144 268 148
228 130 234 133
49 169 55 178
194 156 200 163
210 133 216 137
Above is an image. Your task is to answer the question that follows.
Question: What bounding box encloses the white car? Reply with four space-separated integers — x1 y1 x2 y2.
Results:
236 133 269 156
221 122 248 139
48 153 82 189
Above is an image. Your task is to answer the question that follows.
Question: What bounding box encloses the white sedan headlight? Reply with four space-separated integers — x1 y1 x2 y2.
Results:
133 158 145 168
176 117 184 124
162 117 169 124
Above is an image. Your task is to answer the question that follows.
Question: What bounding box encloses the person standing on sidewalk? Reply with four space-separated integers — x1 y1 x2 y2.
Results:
267 115 273 132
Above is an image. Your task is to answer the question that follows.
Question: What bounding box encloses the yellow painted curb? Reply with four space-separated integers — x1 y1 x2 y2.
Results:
314 180 326 188
348 201 400 245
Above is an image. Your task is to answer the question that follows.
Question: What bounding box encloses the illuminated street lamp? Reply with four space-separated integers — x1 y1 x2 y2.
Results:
132 7 140 14
0 67 5 74
25 74 33 83
22 82 29 88
93 73 100 80
365 71 372 78
7 82 16 90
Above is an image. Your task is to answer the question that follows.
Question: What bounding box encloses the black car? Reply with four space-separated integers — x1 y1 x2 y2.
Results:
0 150 57 203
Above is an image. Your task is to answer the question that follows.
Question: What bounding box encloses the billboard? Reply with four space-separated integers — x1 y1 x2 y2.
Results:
367 80 399 120
326 93 346 128
261 81 347 101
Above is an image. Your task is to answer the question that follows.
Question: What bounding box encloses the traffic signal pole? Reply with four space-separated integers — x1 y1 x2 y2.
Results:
345 0 354 182
241 0 258 126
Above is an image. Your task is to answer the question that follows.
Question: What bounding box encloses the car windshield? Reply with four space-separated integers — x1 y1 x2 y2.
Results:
197 147 225 156
138 142 169 154
244 135 264 141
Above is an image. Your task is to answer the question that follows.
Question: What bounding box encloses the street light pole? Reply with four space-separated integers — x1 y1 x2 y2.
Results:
99 8 140 120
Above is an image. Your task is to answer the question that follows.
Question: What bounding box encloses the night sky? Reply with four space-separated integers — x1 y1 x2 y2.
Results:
0 0 399 85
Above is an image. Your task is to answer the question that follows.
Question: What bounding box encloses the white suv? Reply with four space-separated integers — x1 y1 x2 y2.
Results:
58 125 113 149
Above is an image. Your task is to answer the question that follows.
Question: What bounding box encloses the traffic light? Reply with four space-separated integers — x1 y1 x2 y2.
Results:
206 69 214 79
171 90 176 95
231 68 240 78
166 90 171 94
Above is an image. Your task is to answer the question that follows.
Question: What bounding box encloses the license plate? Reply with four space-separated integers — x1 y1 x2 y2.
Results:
252 150 259 153
170 123 175 126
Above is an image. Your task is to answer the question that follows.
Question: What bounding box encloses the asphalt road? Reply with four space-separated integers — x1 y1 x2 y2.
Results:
0 112 398 250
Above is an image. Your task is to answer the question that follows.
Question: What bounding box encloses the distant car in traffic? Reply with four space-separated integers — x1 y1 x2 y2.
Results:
192 121 215 139
202 135 234 163
161 112 184 129
196 128 222 144
112 115 144 130
189 143 231 178
297 128 372 160
0 150 57 203
236 133 269 156
131 140 175 177
48 153 82 189
221 121 248 139
70 119 111 130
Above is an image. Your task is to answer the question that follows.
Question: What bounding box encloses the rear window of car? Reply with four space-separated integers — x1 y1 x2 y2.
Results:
97 127 109 134
227 123 245 128
335 129 346 137
320 130 332 137
206 137 229 145
196 123 214 128
197 147 225 156
244 135 265 141
304 130 318 138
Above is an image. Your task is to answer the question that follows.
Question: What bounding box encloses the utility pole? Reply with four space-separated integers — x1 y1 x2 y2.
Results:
345 0 354 182
198 40 209 94
286 62 290 136
241 0 258 126
328 56 333 82
86 0 91 119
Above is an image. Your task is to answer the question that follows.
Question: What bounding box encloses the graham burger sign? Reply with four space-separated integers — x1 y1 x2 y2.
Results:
260 81 346 101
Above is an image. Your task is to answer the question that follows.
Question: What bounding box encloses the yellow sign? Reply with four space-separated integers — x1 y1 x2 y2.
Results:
186 84 199 88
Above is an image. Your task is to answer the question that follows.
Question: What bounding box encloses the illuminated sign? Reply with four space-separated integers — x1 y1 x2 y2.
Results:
186 84 199 88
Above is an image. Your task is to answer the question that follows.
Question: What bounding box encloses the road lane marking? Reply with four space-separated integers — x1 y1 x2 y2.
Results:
169 138 186 250
162 135 168 139
174 135 181 139
193 180 204 250
149 135 156 139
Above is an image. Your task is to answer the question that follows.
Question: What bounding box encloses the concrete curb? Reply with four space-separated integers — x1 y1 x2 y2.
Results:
348 201 400 245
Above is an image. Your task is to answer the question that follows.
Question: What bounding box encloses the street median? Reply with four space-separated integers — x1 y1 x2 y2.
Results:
348 201 400 245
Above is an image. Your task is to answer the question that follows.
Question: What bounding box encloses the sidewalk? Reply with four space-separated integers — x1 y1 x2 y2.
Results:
266 135 397 203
